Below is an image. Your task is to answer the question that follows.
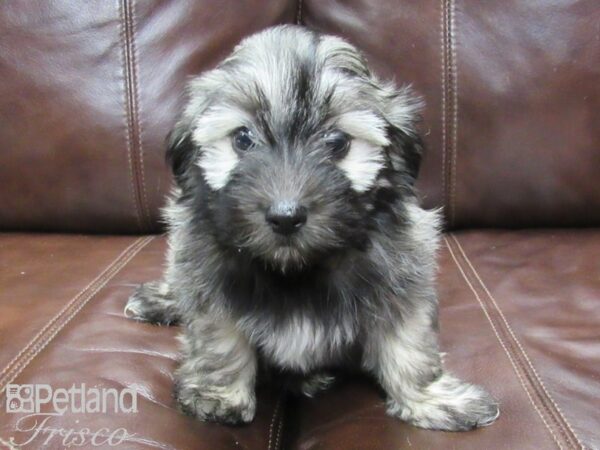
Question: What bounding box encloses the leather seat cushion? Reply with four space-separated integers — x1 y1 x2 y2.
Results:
0 230 598 449
0 234 285 450
284 230 599 449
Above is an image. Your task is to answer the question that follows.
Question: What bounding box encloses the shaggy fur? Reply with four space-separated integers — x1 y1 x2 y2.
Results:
125 25 499 430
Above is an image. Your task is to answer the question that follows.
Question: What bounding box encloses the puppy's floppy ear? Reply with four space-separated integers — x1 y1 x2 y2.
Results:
387 124 424 186
165 121 196 187
165 71 218 187
165 68 223 187
381 84 425 185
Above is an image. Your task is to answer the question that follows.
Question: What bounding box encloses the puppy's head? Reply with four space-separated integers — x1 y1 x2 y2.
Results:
168 25 423 272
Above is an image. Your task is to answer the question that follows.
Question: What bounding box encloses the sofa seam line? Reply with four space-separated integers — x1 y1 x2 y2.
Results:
128 0 151 230
123 0 147 231
118 0 144 232
441 0 457 227
274 394 285 450
453 242 566 446
267 392 285 450
0 237 153 393
444 236 563 449
451 238 578 450
440 0 448 226
451 235 584 449
449 0 458 226
0 236 147 380
0 237 153 392
0 236 154 394
296 0 303 25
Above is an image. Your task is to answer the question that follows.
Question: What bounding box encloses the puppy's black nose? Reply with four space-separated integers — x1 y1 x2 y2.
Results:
266 201 307 235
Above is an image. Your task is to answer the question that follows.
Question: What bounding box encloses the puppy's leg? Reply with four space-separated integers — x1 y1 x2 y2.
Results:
124 282 179 325
175 314 257 425
363 304 499 431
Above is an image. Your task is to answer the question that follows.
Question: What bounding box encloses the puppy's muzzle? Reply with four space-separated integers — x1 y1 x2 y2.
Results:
265 200 307 235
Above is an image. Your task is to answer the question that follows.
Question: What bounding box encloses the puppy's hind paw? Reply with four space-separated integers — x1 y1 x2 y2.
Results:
388 373 499 431
124 282 179 325
299 372 336 398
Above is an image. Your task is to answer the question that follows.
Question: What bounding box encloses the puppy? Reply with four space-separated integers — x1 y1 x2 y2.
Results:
125 25 499 431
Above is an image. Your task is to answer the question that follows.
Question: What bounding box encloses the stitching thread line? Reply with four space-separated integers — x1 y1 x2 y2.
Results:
267 393 284 450
118 0 144 232
274 395 285 450
128 0 151 229
440 0 458 227
449 0 458 225
0 237 148 380
0 237 154 394
296 0 303 25
444 236 563 449
120 0 151 232
451 235 584 449
440 0 448 225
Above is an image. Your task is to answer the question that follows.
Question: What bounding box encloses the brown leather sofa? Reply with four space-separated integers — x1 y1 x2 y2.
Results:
1 1 598 449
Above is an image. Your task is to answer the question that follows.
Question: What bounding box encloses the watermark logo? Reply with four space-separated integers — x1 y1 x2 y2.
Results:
3 384 138 448
5 383 138 415
6 384 35 413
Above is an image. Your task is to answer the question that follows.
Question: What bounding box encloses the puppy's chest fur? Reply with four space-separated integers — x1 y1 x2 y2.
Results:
222 254 382 372
242 311 358 373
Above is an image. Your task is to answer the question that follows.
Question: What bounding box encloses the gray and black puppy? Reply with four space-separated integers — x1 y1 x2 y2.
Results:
125 25 499 431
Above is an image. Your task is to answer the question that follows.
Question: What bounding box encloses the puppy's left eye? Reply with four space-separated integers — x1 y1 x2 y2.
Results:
325 131 351 159
232 127 255 152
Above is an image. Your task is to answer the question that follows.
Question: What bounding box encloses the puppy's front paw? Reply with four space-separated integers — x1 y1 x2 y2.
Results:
387 373 499 431
174 381 256 425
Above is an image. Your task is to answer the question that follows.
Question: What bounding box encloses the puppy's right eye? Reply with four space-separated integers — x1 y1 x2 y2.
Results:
232 127 255 152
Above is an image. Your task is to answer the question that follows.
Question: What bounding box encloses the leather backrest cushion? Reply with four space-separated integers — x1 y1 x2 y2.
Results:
1 1 598 232
0 0 296 233
302 0 600 228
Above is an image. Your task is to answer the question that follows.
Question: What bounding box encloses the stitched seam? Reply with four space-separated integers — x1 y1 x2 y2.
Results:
452 235 584 449
440 0 448 225
296 0 303 25
0 236 153 393
444 236 563 449
449 0 458 226
118 0 144 231
441 0 457 227
0 237 153 392
267 393 283 450
274 395 285 450
121 0 150 232
128 0 151 229
0 236 147 379
0 237 154 394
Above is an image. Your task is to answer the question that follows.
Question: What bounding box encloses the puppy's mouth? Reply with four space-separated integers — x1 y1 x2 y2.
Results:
271 233 301 247
239 236 313 273
270 247 307 270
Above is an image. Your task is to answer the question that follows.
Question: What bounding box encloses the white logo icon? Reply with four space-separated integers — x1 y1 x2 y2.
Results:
6 384 36 413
